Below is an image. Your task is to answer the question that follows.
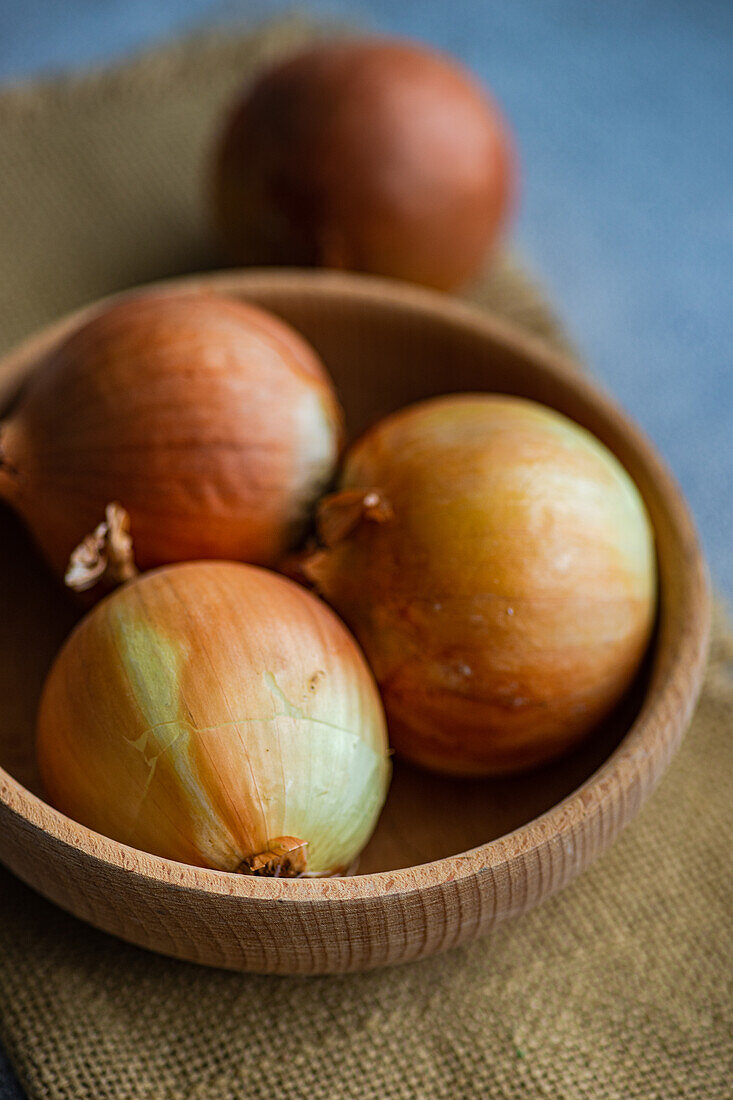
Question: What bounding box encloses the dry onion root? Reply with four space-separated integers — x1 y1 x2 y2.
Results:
0 291 343 591
36 561 391 876
212 38 516 291
306 394 658 776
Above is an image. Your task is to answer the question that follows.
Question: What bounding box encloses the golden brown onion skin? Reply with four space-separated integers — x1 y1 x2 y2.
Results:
37 562 390 874
308 395 657 776
0 292 343 578
212 39 515 291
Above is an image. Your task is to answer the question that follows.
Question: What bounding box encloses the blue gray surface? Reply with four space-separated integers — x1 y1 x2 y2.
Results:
0 1050 21 1100
0 2 731 1095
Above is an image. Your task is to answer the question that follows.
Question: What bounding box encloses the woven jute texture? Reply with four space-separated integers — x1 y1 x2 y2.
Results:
0 19 730 1100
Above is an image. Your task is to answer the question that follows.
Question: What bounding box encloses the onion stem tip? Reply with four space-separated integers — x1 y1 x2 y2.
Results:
65 502 139 594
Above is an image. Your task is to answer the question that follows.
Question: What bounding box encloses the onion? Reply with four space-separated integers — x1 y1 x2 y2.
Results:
37 561 390 875
0 292 343 589
306 395 657 776
211 38 515 291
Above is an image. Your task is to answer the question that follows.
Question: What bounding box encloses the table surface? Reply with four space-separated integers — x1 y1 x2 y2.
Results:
0 2 731 1096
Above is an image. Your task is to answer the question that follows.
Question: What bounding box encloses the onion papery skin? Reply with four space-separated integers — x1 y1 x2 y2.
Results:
0 292 343 579
37 561 390 875
307 395 657 777
212 38 515 292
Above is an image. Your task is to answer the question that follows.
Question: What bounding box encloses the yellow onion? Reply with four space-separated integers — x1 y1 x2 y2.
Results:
307 395 657 776
0 292 343 590
212 38 515 291
37 561 390 875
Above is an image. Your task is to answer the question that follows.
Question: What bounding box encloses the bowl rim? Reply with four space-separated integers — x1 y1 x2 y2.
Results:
0 268 711 903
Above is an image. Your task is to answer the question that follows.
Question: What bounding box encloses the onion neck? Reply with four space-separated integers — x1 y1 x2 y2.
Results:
304 487 393 590
65 501 139 594
316 487 393 548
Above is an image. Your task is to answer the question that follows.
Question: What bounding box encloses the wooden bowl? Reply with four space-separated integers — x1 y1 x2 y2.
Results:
0 270 710 974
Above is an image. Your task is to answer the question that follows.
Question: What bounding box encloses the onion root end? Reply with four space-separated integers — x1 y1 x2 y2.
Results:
237 836 308 877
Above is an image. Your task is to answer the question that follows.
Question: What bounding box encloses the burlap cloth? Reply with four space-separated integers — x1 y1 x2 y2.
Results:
0 19 730 1100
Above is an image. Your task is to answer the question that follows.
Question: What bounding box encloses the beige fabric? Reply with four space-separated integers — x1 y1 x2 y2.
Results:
0 20 730 1100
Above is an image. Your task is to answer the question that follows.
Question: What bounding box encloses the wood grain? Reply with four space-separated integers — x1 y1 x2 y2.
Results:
0 270 710 973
